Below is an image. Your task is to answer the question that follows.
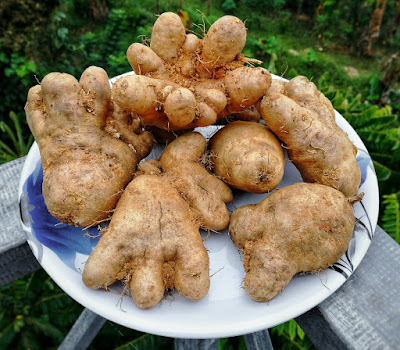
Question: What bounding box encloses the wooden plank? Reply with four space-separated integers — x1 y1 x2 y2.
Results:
243 330 274 350
0 242 40 286
174 338 219 350
0 157 26 252
296 226 400 350
58 308 106 350
0 157 40 286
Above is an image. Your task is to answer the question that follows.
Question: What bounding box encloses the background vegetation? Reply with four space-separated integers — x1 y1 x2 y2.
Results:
0 0 399 349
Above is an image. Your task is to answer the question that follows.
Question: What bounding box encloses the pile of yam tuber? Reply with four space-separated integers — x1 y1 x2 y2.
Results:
25 12 363 308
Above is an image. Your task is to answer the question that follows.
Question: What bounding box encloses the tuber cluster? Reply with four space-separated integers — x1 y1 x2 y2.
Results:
111 12 271 130
23 12 364 309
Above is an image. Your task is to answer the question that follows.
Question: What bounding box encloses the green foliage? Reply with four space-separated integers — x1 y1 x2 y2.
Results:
112 333 171 350
215 320 314 350
270 320 314 349
3 53 38 83
381 192 400 242
245 36 283 74
221 0 237 13
242 0 287 11
218 336 246 350
313 0 400 53
0 111 33 163
86 320 173 350
0 51 40 123
313 1 367 48
0 270 83 349
318 73 400 243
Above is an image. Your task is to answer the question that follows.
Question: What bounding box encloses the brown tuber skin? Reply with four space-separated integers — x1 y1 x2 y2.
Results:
111 12 271 130
209 121 285 193
260 76 361 197
83 132 233 309
229 183 356 302
25 66 153 227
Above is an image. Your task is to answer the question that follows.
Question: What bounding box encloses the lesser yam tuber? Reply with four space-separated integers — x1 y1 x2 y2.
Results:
229 183 356 301
209 121 285 193
23 12 366 310
111 13 271 130
83 132 232 309
25 66 153 227
260 76 361 197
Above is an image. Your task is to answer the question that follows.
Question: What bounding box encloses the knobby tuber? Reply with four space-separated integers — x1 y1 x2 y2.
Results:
229 182 356 301
83 132 232 309
261 76 361 197
111 12 271 130
209 121 284 193
25 66 153 227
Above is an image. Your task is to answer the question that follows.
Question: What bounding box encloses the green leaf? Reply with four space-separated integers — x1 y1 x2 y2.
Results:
0 121 18 151
33 292 67 309
112 333 170 350
219 338 230 350
238 336 247 350
25 317 64 342
0 112 33 162
297 323 305 340
57 27 69 40
9 112 24 155
372 160 392 181
21 329 40 350
0 140 18 158
288 319 297 340
324 0 336 6
0 52 8 63
381 193 400 243
0 323 16 349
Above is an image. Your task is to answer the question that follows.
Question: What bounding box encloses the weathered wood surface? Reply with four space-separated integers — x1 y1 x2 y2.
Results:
175 331 273 350
296 225 400 350
0 156 26 251
58 308 106 350
0 156 40 286
1 156 400 350
174 338 219 350
243 330 274 350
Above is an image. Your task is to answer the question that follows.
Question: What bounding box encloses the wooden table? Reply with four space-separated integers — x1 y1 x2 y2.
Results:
1 157 399 350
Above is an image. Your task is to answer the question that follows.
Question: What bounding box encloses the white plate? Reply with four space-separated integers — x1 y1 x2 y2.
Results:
19 74 379 339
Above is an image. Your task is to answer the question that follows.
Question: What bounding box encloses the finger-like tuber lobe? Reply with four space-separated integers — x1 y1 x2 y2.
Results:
201 15 247 70
25 66 153 227
150 12 186 62
83 132 232 308
164 88 196 127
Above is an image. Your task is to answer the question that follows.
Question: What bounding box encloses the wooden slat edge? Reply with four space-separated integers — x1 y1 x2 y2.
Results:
0 156 27 252
296 227 400 350
0 241 40 286
58 308 106 350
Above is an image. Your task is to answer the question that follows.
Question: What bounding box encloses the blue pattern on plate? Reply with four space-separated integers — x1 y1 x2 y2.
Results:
356 149 373 185
23 160 100 271
22 147 372 273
